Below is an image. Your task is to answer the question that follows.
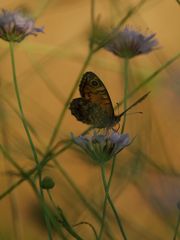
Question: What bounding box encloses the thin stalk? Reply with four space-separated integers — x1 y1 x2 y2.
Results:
53 159 115 240
57 209 85 240
98 157 116 239
47 190 57 210
47 191 69 240
121 58 129 134
9 41 39 165
73 221 98 240
91 0 95 32
47 193 82 240
93 0 146 52
0 178 25 200
9 41 53 239
90 0 96 50
0 145 66 239
0 142 72 201
173 211 180 240
0 99 22 240
47 50 94 150
40 188 53 240
119 52 180 105
0 145 39 196
33 0 50 19
101 162 128 240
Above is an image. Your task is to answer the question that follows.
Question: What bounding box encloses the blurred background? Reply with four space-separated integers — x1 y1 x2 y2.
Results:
0 0 179 239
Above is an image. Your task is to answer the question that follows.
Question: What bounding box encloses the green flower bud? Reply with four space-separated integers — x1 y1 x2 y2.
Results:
41 176 55 190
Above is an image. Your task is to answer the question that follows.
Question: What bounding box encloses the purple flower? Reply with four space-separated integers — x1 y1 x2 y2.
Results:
104 27 158 58
0 9 43 42
72 131 131 164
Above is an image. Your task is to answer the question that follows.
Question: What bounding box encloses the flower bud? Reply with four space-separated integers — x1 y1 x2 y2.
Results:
41 176 55 190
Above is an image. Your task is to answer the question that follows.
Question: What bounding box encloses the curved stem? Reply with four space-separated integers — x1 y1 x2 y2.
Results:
173 211 180 240
118 52 180 107
101 160 128 240
73 221 98 240
93 0 146 52
98 158 116 239
89 0 96 50
121 58 129 134
9 42 53 239
40 188 53 240
9 41 39 165
46 50 94 150
0 99 22 240
53 159 114 240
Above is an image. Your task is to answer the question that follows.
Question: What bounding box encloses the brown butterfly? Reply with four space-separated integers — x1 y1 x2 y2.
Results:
69 71 149 129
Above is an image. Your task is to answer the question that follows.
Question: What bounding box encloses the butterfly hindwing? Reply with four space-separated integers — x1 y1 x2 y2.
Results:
70 98 112 128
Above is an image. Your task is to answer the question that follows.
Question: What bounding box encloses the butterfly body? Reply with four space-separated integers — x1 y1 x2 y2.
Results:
70 72 120 129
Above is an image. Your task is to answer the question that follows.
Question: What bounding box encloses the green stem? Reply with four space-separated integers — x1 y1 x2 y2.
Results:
41 188 53 240
93 0 146 52
57 209 85 240
47 191 84 240
0 99 22 240
0 145 39 196
73 221 98 240
53 159 114 240
173 211 180 240
98 158 116 239
119 52 180 106
0 148 67 239
121 58 129 134
9 41 53 239
9 41 39 165
101 161 128 240
47 190 57 210
47 50 93 150
0 178 25 200
89 0 95 50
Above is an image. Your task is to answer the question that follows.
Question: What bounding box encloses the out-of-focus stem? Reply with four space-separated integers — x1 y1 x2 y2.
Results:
121 58 129 133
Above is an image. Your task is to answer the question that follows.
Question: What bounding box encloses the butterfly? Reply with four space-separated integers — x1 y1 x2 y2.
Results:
69 71 149 129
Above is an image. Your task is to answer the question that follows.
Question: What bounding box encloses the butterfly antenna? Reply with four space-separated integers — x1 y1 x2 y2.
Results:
127 111 143 116
118 91 150 118
116 102 120 115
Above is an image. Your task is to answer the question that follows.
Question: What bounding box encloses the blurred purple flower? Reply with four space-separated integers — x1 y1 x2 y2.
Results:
72 131 131 163
104 27 158 58
0 9 43 42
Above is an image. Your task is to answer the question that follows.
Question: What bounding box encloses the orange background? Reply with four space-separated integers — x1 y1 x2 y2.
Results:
0 0 179 239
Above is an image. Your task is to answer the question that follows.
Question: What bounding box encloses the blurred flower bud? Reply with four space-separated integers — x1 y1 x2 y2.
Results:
41 176 55 190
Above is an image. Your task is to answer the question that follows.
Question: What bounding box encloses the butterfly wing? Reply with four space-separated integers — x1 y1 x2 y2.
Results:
69 71 117 128
79 72 114 118
70 98 111 128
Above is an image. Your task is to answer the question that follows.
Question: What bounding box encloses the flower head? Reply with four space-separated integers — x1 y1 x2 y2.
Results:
104 27 158 58
72 131 131 164
0 9 43 42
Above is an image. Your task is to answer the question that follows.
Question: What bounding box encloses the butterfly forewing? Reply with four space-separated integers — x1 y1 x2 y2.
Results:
79 72 114 118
